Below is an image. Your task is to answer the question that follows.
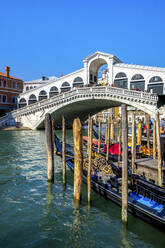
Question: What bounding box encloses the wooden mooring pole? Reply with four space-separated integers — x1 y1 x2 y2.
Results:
52 119 55 146
88 116 93 203
118 119 122 163
137 121 142 147
146 115 150 156
110 118 114 141
73 118 83 201
153 120 156 160
45 113 54 183
62 116 66 185
121 104 128 225
131 112 136 174
98 120 101 153
156 112 162 187
106 116 111 161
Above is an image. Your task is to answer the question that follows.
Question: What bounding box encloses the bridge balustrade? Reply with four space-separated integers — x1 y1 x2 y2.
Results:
123 89 141 98
107 86 124 94
92 87 107 93
141 92 158 100
0 86 159 125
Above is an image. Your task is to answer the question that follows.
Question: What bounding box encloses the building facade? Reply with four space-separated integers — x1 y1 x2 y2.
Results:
23 76 58 92
17 51 165 108
0 66 23 116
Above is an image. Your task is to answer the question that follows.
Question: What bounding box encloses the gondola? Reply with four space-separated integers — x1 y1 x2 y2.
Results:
83 135 122 162
54 135 165 231
92 128 153 159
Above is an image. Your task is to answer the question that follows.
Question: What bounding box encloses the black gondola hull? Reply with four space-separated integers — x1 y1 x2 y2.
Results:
55 135 165 231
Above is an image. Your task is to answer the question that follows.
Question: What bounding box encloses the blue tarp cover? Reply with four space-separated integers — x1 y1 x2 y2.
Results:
129 192 163 212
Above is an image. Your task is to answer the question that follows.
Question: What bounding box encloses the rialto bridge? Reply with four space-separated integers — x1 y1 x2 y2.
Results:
0 51 165 129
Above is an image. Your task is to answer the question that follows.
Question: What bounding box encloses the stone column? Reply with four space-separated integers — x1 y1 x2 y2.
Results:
84 61 89 85
107 58 113 86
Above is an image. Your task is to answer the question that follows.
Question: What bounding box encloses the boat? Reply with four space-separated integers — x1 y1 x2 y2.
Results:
83 135 122 162
54 135 165 230
92 127 153 158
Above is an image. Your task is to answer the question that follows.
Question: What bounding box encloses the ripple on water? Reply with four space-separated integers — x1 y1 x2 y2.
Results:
0 130 165 248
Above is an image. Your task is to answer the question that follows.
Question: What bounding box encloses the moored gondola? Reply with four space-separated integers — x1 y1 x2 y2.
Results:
54 134 165 231
92 128 153 159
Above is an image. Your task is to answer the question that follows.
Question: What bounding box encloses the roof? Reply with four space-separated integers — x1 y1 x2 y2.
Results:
24 76 58 84
83 51 122 63
0 72 23 81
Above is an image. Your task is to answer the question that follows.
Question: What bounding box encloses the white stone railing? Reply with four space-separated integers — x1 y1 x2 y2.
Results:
0 86 158 122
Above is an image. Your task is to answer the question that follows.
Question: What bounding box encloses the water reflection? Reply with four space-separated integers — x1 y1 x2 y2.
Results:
0 130 165 248
46 183 54 205
64 201 87 248
62 181 67 197
121 225 132 248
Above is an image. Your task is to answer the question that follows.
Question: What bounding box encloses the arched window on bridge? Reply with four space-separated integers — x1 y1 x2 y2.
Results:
73 77 84 88
19 98 27 108
38 90 48 101
26 86 29 91
148 76 163 95
30 86 33 90
60 82 71 93
114 72 128 89
49 86 59 98
28 94 37 105
130 74 145 91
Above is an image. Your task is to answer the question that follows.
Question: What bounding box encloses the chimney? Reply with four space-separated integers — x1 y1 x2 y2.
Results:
5 66 10 77
42 76 48 81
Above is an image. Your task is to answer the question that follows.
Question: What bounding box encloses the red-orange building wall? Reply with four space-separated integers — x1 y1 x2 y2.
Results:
0 66 23 116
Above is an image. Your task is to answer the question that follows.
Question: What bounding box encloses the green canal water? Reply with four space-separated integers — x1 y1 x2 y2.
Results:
0 130 165 248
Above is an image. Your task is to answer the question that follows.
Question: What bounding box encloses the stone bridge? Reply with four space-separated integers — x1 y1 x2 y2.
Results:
0 86 159 130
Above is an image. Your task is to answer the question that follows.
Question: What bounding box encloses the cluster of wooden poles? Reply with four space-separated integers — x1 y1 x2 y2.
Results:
100 108 162 187
44 104 162 225
130 111 162 187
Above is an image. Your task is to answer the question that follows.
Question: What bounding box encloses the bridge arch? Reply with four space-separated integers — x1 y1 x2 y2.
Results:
28 94 37 105
148 76 163 94
60 82 71 93
19 98 27 108
73 77 84 88
34 91 157 130
6 86 158 130
49 86 59 98
26 86 29 91
130 74 145 91
88 57 108 85
38 90 48 101
114 72 128 89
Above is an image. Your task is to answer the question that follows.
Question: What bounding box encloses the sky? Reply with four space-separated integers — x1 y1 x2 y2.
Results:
0 0 165 81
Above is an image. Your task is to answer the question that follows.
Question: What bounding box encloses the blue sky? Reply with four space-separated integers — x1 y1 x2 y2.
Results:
0 0 165 81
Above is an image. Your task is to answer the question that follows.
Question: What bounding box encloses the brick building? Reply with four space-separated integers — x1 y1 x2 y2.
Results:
0 66 23 117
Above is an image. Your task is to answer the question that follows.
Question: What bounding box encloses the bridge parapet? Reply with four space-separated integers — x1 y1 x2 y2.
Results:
1 86 158 118
0 86 159 129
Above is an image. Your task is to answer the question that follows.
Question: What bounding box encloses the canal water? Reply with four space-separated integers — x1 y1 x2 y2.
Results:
0 130 165 248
